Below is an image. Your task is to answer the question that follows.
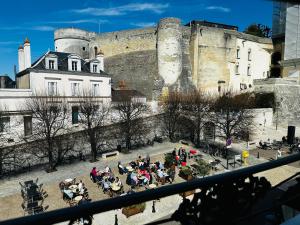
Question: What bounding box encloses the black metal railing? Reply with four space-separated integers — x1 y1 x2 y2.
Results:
1 153 300 225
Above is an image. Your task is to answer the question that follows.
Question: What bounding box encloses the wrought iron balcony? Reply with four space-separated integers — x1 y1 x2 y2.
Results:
1 153 300 225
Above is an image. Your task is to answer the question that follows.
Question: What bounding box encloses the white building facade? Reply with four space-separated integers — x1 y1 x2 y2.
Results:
0 39 112 144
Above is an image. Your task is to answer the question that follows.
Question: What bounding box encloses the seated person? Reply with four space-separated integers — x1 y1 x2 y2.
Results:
95 171 103 182
63 189 73 200
118 162 128 174
108 173 115 183
115 177 123 187
102 178 111 192
130 161 137 168
130 172 138 186
159 161 164 170
157 169 164 178
104 165 111 174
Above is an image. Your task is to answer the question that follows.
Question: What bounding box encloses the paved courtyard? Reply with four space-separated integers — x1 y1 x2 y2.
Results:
0 129 300 224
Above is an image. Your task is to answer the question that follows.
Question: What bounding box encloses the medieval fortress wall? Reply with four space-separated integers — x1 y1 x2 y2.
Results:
54 18 273 100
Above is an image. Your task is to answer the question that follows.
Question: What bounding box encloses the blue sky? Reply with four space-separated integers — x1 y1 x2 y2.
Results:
0 0 273 78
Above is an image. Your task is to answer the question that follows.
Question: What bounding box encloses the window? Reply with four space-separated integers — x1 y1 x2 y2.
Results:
72 106 79 124
0 117 10 133
235 63 239 74
82 47 86 51
71 83 80 96
49 60 55 69
236 47 240 59
94 46 98 57
71 61 78 71
92 83 100 96
248 49 252 61
247 65 251 76
24 116 32 136
48 82 57 96
93 64 98 73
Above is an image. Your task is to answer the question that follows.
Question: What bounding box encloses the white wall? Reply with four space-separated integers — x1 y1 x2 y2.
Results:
29 72 111 98
231 38 271 92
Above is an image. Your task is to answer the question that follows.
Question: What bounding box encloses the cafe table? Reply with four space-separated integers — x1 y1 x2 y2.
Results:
65 178 73 183
111 183 121 192
69 185 77 190
74 195 83 202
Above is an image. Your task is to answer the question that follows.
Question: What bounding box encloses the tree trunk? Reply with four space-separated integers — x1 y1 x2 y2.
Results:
90 130 97 162
0 150 3 177
48 144 55 172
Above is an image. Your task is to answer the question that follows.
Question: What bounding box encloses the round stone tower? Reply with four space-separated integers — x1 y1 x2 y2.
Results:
157 18 182 87
54 28 96 59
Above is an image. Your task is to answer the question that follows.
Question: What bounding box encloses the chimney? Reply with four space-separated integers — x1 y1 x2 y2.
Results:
24 37 31 69
18 44 25 72
96 49 104 71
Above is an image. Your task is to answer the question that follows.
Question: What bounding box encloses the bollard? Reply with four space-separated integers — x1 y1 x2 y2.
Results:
257 152 260 159
114 214 118 225
152 200 156 213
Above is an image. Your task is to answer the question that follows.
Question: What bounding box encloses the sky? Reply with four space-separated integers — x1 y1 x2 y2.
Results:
0 0 273 78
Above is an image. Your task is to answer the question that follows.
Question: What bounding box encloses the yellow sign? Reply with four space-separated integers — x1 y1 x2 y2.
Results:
242 150 249 166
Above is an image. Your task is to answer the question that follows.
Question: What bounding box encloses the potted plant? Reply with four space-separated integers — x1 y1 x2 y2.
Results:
164 153 175 168
122 202 146 218
178 166 195 197
191 159 210 177
179 166 194 181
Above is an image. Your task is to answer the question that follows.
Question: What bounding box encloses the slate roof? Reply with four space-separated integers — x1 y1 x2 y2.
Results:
17 51 109 77
111 89 146 102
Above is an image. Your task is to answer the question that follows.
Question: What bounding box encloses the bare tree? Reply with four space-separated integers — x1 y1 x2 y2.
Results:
78 91 110 162
114 100 149 150
23 94 69 172
181 91 212 147
211 92 254 141
161 91 183 142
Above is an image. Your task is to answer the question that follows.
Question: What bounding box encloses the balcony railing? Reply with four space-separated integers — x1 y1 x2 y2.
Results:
1 153 300 225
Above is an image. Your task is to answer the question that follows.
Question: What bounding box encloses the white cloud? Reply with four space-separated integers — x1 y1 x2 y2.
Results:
0 41 19 45
31 26 55 31
71 3 169 16
205 6 231 13
131 22 156 28
0 25 55 32
46 19 107 24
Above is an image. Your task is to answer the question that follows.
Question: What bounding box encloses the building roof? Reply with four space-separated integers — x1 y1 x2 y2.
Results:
17 51 109 77
112 89 146 102
186 20 238 31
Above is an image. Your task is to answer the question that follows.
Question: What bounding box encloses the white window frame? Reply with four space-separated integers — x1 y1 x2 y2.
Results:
248 49 252 61
235 63 239 75
247 64 251 76
45 56 58 70
47 81 58 96
71 82 81 96
71 61 78 71
93 64 98 73
236 47 240 59
91 82 100 96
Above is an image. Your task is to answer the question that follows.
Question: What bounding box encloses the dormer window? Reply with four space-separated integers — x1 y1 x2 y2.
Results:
93 64 98 73
68 54 81 72
90 59 100 73
49 60 55 69
45 54 58 70
72 61 78 71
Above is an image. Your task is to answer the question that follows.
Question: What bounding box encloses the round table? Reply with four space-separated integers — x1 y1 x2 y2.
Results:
149 184 157 189
138 176 146 180
126 166 133 172
69 185 77 190
111 183 121 192
65 178 73 183
74 196 83 202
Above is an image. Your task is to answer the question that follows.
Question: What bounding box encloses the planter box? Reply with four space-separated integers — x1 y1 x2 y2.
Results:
180 189 195 198
122 204 146 218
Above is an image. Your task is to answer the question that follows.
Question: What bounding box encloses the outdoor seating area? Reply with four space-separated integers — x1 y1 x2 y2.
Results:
19 178 48 216
59 178 90 207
